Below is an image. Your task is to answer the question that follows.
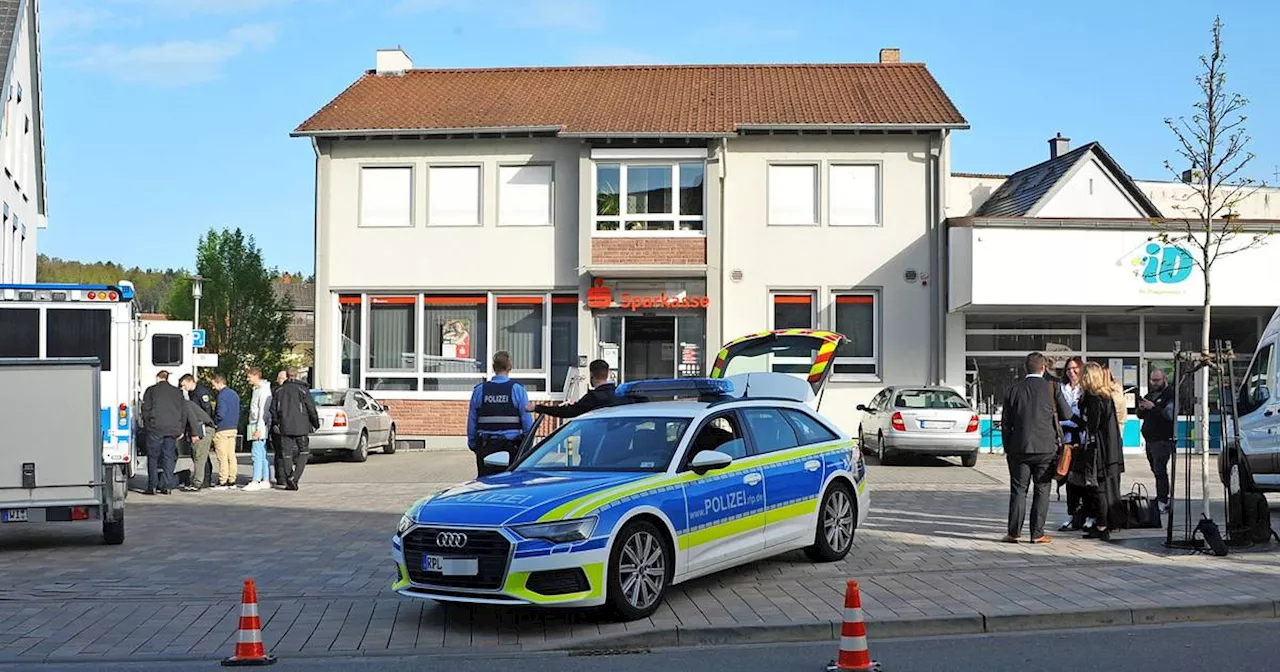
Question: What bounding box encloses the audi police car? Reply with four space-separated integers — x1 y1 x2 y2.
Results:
392 330 869 620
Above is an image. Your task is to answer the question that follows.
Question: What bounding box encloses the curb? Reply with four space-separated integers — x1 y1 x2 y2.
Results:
539 599 1280 652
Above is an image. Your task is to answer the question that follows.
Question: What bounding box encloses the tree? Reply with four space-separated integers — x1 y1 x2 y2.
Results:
1158 16 1271 519
37 254 184 313
165 228 293 398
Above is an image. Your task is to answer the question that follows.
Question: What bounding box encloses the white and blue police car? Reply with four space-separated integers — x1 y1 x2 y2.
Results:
392 330 869 620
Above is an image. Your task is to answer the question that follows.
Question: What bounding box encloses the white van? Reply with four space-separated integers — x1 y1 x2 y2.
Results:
1228 307 1280 491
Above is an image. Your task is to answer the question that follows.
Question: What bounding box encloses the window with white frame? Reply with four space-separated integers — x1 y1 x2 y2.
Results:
359 166 414 228
767 164 819 226
594 162 704 232
832 292 879 377
498 164 553 226
352 293 581 396
829 164 880 226
770 291 817 374
428 165 482 226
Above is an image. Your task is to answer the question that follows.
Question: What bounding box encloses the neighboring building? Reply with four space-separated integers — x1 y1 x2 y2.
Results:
946 134 1280 450
274 273 315 365
0 0 45 283
293 47 967 445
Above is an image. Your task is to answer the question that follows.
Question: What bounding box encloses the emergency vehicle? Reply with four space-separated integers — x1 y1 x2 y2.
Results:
0 282 195 477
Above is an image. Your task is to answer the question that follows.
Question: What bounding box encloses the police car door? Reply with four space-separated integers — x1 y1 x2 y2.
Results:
679 411 765 572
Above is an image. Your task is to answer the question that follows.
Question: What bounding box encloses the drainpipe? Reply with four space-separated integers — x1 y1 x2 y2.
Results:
936 129 949 387
718 137 728 370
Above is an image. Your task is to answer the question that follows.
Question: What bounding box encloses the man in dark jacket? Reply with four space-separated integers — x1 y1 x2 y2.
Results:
1000 352 1074 544
272 369 319 491
528 359 618 419
142 371 186 495
1137 367 1177 512
179 374 216 490
269 370 286 486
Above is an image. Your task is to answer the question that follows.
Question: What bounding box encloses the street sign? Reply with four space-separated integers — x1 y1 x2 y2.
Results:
194 353 219 368
192 329 206 348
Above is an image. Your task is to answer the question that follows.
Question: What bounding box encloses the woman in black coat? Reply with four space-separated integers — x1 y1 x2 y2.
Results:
1071 361 1126 541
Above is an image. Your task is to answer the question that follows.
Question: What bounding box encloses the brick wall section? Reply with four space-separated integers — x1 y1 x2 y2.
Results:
592 237 706 265
381 399 566 438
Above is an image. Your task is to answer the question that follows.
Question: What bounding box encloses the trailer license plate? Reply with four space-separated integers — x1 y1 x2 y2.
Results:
423 555 478 576
2 509 28 523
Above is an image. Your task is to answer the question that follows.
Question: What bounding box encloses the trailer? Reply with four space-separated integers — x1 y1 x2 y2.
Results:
0 358 127 544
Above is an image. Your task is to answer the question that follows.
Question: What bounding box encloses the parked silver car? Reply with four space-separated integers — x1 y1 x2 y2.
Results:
309 389 397 462
856 386 982 467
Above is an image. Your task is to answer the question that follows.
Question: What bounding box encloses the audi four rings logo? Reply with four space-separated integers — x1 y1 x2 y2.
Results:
435 532 468 548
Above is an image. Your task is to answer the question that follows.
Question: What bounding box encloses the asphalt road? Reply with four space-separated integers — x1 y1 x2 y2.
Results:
10 619 1280 671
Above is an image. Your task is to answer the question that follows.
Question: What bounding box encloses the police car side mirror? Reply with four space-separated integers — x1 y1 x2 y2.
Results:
483 451 511 469
689 450 733 475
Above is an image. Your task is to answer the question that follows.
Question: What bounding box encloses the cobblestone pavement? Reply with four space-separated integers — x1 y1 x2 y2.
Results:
0 449 1277 662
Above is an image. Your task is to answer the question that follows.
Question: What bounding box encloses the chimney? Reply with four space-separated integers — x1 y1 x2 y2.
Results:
375 47 413 74
879 48 900 64
1049 132 1070 159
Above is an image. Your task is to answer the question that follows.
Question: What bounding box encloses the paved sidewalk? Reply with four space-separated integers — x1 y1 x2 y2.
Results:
0 450 1277 663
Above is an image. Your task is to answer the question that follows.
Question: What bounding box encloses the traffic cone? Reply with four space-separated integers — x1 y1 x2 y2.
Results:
222 579 277 666
826 580 881 671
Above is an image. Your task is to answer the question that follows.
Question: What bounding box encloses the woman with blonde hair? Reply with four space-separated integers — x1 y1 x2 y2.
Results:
1070 361 1126 541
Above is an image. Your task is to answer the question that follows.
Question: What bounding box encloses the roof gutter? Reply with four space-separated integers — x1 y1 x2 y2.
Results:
736 122 970 132
289 125 564 138
558 131 735 139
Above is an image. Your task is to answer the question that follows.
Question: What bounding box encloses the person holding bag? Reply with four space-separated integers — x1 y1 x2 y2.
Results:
1057 357 1088 531
1074 362 1126 542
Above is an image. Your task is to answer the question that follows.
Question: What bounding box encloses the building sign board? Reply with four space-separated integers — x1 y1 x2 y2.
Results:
585 278 710 311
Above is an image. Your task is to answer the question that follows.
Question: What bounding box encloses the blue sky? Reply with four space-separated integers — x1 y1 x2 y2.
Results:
38 0 1280 273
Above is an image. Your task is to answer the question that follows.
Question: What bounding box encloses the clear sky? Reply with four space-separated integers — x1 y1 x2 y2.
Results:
38 0 1280 273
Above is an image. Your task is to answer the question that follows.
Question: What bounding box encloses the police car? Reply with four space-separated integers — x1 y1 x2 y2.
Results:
392 330 869 620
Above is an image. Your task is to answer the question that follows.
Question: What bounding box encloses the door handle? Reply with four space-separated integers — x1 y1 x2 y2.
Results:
743 473 762 486
804 460 822 472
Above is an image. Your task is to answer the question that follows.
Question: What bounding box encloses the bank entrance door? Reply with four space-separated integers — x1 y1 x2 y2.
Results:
596 314 705 383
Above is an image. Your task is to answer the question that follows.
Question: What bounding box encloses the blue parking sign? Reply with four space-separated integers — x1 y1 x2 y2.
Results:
192 329 206 349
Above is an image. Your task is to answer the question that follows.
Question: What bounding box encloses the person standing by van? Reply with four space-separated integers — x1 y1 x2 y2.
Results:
1137 368 1176 513
142 371 185 496
210 374 241 490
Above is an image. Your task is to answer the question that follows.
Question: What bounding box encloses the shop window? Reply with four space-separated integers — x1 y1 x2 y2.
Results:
1085 315 1140 352
594 162 705 233
832 292 878 377
767 164 818 226
1143 315 1259 356
428 165 481 226
422 296 487 381
339 296 362 386
358 166 414 228
0 307 37 357
550 297 579 393
829 164 880 227
496 296 546 391
367 377 419 392
498 165 553 226
965 313 1083 352
368 297 416 372
770 293 816 374
965 332 1083 352
677 314 706 378
966 315 1081 331
46 309 112 371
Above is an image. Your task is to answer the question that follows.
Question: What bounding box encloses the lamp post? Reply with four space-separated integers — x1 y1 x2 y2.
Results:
191 275 204 370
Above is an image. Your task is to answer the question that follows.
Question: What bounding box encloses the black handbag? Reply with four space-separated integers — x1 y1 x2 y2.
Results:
1123 483 1162 528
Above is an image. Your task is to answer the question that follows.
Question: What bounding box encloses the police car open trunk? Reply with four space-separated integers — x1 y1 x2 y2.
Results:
709 330 848 409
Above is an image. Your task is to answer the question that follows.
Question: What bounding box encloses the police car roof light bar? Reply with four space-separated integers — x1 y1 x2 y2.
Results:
615 377 735 401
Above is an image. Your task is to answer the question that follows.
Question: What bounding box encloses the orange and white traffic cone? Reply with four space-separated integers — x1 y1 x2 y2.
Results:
222 579 277 667
826 580 881 671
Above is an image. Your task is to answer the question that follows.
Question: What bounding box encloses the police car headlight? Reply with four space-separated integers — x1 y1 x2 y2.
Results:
512 517 597 543
396 514 414 536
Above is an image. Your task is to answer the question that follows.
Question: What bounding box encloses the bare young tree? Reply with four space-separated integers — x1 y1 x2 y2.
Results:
1158 15 1270 519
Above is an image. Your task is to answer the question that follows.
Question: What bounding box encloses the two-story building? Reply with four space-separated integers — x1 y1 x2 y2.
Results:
0 0 45 283
293 47 967 445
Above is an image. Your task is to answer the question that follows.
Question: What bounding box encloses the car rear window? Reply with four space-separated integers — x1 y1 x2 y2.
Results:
894 389 969 409
311 391 346 406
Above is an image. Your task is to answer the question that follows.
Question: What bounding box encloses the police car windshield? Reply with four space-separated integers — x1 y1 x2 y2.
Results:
516 416 692 472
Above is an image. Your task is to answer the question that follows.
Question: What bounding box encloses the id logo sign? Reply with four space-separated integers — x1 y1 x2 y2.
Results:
1133 242 1194 284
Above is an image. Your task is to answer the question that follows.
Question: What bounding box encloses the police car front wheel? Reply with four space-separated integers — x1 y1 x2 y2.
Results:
606 519 670 621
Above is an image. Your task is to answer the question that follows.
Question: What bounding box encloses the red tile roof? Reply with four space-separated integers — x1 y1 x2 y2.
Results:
293 63 967 137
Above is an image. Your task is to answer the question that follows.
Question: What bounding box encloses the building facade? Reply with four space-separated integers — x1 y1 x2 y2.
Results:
0 0 45 283
294 48 966 445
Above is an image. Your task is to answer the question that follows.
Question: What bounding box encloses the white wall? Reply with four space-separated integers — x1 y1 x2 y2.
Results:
1138 180 1280 220
947 174 1003 217
1037 158 1146 219
720 134 938 435
0 1 41 283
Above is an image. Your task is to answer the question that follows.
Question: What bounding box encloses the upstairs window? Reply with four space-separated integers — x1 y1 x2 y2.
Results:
767 164 819 226
359 166 413 228
595 162 704 233
428 165 481 227
498 165 553 226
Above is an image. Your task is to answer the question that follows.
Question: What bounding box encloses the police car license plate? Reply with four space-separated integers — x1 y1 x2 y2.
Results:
2 509 28 523
423 555 479 576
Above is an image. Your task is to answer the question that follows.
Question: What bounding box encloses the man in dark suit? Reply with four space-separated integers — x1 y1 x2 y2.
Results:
527 359 619 419
1000 352 1073 544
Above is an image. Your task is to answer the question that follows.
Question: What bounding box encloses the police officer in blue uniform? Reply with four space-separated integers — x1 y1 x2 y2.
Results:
467 351 533 477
